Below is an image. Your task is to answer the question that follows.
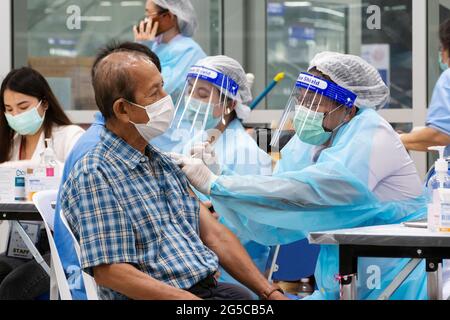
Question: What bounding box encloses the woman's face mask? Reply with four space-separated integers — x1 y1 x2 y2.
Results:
5 100 45 136
293 104 344 146
439 52 449 72
184 97 222 130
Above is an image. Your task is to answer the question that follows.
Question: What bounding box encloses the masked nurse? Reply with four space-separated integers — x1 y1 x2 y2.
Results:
0 67 84 165
173 52 428 300
0 67 84 300
401 18 450 155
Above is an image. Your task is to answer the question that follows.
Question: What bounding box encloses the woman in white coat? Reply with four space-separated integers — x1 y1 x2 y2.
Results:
0 67 84 300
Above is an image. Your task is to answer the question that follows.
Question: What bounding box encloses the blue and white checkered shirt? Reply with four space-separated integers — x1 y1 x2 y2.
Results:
60 129 219 300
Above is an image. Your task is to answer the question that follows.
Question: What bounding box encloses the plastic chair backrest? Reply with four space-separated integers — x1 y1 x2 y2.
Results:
32 190 72 300
59 211 100 300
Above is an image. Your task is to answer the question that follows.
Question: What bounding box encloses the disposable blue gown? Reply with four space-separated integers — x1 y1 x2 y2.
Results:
209 108 428 300
427 69 450 156
153 120 273 290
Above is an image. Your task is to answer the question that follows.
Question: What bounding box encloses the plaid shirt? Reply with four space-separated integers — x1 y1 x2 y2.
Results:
60 129 219 300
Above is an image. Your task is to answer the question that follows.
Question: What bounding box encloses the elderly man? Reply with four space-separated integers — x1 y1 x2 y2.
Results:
60 46 286 300
54 41 162 300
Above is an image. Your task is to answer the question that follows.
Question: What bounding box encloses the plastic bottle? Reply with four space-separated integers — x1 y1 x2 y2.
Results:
297 278 314 299
427 146 450 232
43 139 58 177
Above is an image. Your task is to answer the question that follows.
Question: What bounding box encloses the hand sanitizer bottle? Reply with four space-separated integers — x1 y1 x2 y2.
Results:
43 139 58 177
427 146 450 232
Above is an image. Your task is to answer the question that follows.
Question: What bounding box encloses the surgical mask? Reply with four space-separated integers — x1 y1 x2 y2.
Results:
184 97 221 130
129 95 175 142
439 53 449 72
5 101 45 136
293 105 343 146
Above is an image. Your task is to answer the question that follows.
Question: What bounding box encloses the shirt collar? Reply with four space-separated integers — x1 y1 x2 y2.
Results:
93 112 106 125
101 129 151 170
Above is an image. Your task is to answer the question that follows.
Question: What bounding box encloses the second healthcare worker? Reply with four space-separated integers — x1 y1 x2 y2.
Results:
134 0 206 101
173 52 428 300
157 55 273 293
401 18 450 155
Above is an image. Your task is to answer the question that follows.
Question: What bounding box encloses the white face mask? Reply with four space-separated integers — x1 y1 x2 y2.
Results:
128 95 175 142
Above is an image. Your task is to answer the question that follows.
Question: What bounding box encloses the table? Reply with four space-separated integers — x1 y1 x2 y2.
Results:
0 203 50 276
308 224 450 300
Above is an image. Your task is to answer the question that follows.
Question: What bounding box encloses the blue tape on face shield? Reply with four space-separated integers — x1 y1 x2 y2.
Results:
187 66 240 97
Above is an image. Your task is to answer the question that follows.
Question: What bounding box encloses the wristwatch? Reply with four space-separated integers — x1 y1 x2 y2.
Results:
260 284 284 300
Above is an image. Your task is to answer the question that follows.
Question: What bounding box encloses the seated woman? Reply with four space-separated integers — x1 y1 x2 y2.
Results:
0 67 85 300
152 56 273 294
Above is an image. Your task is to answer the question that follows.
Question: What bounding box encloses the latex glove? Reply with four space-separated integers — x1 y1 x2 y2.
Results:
133 18 159 42
168 153 218 195
190 142 222 175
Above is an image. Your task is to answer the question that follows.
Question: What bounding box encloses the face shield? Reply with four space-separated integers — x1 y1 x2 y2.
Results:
270 72 357 147
171 66 240 135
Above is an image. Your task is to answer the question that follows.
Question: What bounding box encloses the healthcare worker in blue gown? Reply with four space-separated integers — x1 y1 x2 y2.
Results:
154 55 273 295
401 18 450 156
134 0 206 101
172 52 429 300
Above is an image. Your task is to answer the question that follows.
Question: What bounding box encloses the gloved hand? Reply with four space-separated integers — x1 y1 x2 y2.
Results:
168 153 218 195
190 142 222 175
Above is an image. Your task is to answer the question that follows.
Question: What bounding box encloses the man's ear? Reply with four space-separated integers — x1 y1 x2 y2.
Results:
112 99 131 123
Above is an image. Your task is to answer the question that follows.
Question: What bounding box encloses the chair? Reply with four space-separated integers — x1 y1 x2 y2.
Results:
59 210 99 300
32 190 72 300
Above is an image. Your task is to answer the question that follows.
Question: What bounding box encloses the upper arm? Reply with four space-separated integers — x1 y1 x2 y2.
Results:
368 126 411 188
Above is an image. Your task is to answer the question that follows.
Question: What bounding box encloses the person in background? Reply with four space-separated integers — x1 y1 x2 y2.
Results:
133 0 206 101
53 41 162 300
401 18 450 155
0 67 84 300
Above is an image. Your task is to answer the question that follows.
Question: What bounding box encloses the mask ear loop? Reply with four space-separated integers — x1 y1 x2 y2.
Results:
200 90 215 132
324 94 350 141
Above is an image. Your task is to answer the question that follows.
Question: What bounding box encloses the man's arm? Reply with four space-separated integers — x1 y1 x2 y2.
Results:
93 264 201 300
198 202 287 300
401 128 450 152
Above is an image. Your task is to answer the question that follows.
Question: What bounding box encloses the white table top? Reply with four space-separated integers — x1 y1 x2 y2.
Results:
309 224 450 248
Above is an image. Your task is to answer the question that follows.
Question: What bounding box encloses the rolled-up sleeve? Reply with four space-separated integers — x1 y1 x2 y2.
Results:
62 171 138 275
427 71 450 136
